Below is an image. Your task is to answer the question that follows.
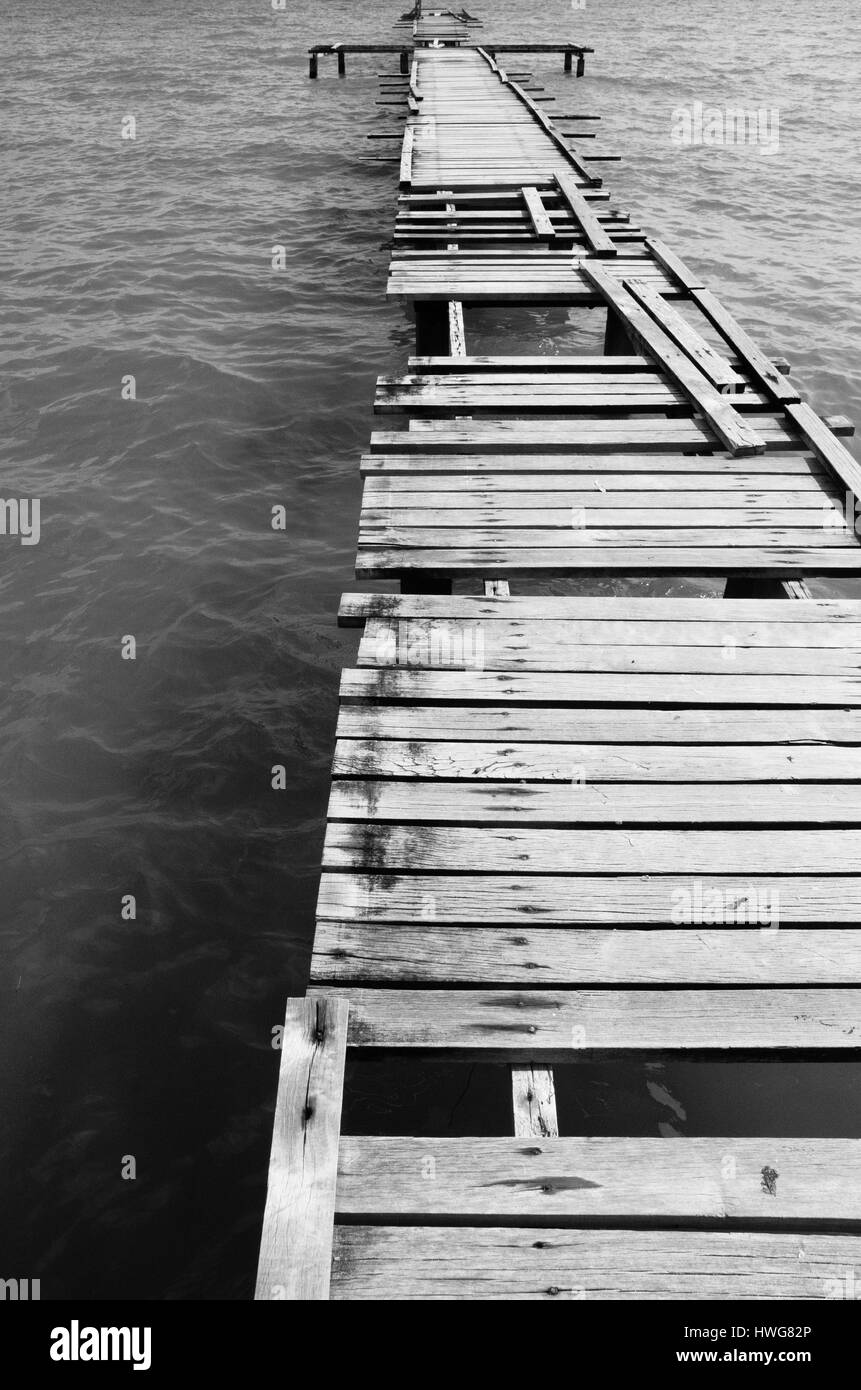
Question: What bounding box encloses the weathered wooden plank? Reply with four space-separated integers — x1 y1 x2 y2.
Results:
331 1226 861 1299
365 485 837 504
316 873 861 925
359 527 855 549
582 265 765 456
326 779 861 825
255 998 348 1302
341 655 861 701
335 1137 861 1221
375 387 737 413
690 286 801 405
522 186 554 240
358 623 861 673
339 593 861 625
312 924 861 985
555 171 617 255
787 401 861 505
361 455 823 478
322 823 861 874
372 416 796 452
642 236 706 290
400 125 415 188
448 300 466 355
356 547 861 577
363 506 840 530
511 1066 558 1138
335 703 861 745
309 986 861 1055
331 737 861 780
623 278 744 393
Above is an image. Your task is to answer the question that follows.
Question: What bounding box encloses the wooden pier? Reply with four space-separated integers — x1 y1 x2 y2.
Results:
259 9 861 1300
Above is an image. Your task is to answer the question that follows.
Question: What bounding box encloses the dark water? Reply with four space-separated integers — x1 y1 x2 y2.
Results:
2 0 860 1299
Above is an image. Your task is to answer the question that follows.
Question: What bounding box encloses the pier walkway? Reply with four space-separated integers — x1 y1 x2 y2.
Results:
257 11 861 1300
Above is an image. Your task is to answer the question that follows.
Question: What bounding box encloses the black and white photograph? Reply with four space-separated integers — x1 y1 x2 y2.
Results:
3 0 861 1352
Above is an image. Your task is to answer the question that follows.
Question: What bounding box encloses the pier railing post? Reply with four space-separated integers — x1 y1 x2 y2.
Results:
577 53 585 77
309 51 318 79
564 50 573 73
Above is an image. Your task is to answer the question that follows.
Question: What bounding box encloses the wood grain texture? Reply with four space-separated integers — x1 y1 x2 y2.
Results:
339 665 861 705
326 779 861 824
335 703 861 744
311 924 861 985
307 986 861 1056
316 873 861 925
331 1226 861 1299
322 823 861 874
335 1137 861 1222
511 1066 559 1138
255 998 348 1301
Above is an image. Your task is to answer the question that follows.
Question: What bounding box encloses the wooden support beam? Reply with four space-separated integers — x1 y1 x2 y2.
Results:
448 301 467 356
480 579 561 1140
512 1067 559 1139
309 52 318 79
255 997 348 1302
399 125 414 189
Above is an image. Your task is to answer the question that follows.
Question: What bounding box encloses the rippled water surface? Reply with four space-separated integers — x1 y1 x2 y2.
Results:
2 0 860 1298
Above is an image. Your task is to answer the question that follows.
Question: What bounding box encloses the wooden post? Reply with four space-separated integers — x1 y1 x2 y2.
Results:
564 50 573 73
400 49 410 74
512 1066 560 1139
337 48 346 77
309 52 318 79
576 53 585 77
255 997 348 1301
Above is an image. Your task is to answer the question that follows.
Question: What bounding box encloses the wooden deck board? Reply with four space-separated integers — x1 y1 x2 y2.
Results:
313 924 861 986
307 986 861 1056
335 1137 861 1222
331 1227 861 1299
